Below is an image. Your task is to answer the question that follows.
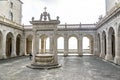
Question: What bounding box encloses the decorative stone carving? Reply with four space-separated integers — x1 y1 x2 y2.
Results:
27 7 61 69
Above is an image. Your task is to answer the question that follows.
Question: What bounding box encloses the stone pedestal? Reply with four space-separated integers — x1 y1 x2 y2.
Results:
27 53 61 69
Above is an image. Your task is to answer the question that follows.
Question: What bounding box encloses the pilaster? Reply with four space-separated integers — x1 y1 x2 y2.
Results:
105 34 113 60
2 35 7 59
100 38 106 58
114 33 120 65
21 36 26 55
11 37 16 57
93 35 99 56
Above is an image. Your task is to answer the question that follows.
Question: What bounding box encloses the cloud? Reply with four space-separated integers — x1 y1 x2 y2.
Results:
21 0 105 25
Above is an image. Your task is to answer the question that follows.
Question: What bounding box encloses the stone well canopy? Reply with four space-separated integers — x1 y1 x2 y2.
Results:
30 7 60 25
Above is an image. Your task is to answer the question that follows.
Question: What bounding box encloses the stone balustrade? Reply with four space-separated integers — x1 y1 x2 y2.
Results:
58 24 96 29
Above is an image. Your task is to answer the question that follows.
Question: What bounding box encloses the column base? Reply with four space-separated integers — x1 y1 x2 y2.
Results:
20 52 25 56
78 52 83 56
93 51 99 56
114 56 120 65
100 53 105 58
64 51 68 57
11 52 16 57
0 54 7 59
64 54 68 57
105 53 113 60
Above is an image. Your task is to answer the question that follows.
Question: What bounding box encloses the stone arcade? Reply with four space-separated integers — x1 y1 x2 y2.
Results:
0 0 120 67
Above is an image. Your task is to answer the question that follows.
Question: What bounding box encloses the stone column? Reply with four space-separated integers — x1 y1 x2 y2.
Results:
36 35 39 54
53 35 58 64
114 32 120 65
105 34 113 60
50 35 53 53
11 36 16 57
90 40 93 54
97 35 101 56
19 38 23 56
94 35 99 56
78 35 83 56
32 32 37 63
100 35 106 58
1 35 7 59
20 36 26 56
64 34 68 56
41 38 45 53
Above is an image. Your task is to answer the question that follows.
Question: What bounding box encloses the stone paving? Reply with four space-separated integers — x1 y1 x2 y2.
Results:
0 56 120 80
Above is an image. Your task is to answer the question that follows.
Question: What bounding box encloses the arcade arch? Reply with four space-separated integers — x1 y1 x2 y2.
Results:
57 36 64 53
16 34 21 56
6 32 14 58
68 36 78 53
108 27 115 59
82 35 94 54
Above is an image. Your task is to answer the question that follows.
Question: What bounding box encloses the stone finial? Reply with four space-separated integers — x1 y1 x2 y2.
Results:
32 17 34 21
48 13 51 20
98 15 103 21
79 22 81 27
57 16 59 20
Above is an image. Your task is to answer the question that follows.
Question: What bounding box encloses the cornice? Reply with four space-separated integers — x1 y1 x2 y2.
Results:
96 3 120 29
0 16 23 30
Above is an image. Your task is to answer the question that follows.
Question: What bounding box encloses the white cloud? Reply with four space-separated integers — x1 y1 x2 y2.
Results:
21 0 105 25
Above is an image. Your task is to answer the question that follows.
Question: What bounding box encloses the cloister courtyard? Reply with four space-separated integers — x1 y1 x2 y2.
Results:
0 55 120 80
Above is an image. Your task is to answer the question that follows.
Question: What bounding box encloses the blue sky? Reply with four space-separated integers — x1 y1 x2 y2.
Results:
21 0 106 25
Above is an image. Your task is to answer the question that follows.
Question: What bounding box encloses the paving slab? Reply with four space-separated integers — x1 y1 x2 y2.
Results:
0 56 120 80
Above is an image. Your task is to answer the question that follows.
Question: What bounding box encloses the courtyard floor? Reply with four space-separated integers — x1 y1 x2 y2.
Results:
0 55 120 80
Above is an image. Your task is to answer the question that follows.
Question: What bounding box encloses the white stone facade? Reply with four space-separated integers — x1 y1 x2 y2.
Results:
0 0 120 65
0 0 22 24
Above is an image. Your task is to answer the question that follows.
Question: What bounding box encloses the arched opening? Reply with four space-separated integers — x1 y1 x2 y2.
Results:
68 36 78 54
39 35 50 53
102 31 107 56
108 27 115 59
26 35 33 54
16 34 21 56
57 37 64 54
82 37 90 54
6 32 13 58
112 34 115 58
82 35 94 55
